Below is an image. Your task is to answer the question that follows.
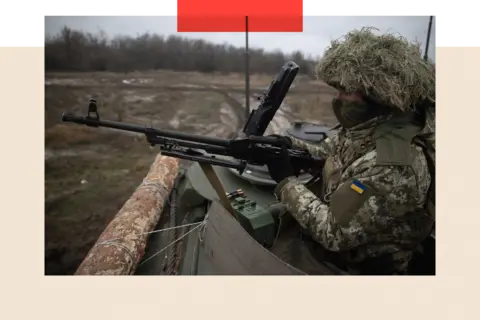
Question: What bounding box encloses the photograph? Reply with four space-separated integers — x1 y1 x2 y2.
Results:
44 15 436 276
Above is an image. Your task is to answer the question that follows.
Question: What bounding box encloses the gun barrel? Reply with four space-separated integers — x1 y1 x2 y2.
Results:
62 113 231 147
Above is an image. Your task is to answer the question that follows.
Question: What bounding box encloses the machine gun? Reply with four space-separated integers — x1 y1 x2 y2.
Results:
61 61 324 175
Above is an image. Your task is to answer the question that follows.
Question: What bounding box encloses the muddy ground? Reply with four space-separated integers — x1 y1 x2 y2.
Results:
44 70 337 275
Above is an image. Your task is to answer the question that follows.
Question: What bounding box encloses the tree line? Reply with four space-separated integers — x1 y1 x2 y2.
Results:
45 27 318 77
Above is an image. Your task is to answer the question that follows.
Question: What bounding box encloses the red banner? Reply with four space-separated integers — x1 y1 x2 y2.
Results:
177 0 303 32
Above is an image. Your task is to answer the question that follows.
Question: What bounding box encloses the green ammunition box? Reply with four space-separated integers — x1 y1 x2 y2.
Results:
230 196 276 248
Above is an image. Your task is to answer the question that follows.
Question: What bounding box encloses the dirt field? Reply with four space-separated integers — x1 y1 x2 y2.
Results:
44 69 338 275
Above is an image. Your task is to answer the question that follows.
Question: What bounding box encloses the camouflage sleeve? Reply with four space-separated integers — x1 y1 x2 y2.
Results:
289 134 338 160
274 151 423 252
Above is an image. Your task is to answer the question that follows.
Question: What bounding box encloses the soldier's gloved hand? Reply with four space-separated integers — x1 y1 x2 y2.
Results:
267 149 295 183
268 134 293 148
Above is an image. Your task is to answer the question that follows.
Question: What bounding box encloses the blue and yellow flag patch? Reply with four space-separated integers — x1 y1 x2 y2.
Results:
350 179 366 194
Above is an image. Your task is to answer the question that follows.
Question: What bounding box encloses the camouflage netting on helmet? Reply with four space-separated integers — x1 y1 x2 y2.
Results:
315 27 435 111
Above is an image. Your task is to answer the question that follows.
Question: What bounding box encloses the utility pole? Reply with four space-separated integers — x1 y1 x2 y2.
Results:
423 16 433 61
245 16 250 120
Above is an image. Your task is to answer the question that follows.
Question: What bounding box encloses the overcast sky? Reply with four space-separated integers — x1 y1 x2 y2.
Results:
45 16 436 61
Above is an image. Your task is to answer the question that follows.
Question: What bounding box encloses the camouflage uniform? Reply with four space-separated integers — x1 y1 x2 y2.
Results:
274 116 433 274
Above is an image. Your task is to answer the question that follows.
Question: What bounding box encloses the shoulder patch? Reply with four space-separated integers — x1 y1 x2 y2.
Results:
330 179 376 227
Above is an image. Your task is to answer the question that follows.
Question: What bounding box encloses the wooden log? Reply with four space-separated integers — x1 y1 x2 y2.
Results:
75 154 180 275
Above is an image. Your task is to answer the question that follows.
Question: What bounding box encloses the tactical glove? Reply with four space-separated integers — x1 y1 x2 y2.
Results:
265 134 295 182
267 148 295 183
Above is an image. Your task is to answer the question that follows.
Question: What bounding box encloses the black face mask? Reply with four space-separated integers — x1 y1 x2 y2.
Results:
331 98 382 128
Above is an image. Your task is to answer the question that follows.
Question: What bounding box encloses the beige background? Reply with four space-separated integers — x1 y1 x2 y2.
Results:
0 47 477 319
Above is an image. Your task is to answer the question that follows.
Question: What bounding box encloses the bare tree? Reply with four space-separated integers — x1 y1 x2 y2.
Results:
45 27 315 76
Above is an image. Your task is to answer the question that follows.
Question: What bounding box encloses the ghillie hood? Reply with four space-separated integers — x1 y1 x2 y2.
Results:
315 27 436 112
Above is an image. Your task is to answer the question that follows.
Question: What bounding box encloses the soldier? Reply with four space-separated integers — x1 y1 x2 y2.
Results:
267 28 436 275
